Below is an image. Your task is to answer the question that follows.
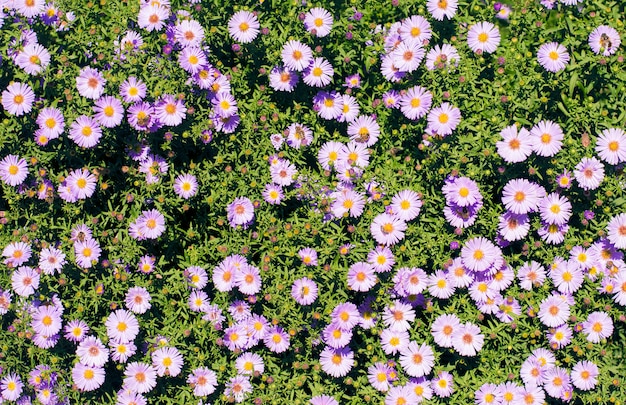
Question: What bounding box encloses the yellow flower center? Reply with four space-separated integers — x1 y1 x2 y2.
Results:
382 223 394 234
165 103 176 114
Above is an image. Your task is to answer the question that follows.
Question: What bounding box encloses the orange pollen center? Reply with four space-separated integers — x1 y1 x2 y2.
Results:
382 223 394 234
135 372 146 383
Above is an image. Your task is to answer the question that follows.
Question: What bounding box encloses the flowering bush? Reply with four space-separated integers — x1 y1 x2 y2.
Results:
1 0 626 404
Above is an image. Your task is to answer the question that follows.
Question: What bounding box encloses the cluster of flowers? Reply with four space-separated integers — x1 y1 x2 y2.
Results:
0 365 66 404
182 258 293 403
136 0 250 138
473 348 599 404
375 16 463 137
2 0 626 403
495 122 626 247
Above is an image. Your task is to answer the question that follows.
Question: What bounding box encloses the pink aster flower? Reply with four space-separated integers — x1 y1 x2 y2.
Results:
370 213 407 246
152 346 184 377
2 82 35 116
71 363 105 392
291 277 318 305
227 197 254 229
187 367 218 397
496 124 533 163
228 11 259 43
173 173 198 199
136 209 166 239
76 67 106 99
281 40 313 72
427 102 461 136
467 21 501 54
452 323 484 356
537 42 569 72
73 238 101 268
320 346 354 377
93 95 124 128
571 360 599 391
588 25 620 56
304 7 333 37
124 362 157 394
596 128 626 165
582 311 614 343
574 156 605 190
530 120 563 157
69 115 102 148
105 309 139 343
303 57 334 87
